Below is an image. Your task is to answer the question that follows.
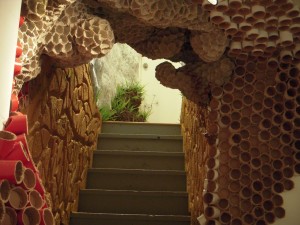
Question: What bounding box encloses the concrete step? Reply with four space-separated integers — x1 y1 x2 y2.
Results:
92 150 185 170
102 122 181 135
86 168 186 191
98 134 183 152
70 212 190 225
78 189 189 215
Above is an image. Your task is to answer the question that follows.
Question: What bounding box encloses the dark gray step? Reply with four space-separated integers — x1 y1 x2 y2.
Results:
102 122 181 135
78 189 189 215
86 168 186 191
92 150 185 170
98 134 183 152
70 212 190 225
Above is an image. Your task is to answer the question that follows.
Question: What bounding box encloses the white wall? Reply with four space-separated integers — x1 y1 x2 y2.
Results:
277 175 300 225
139 57 182 124
0 1 22 130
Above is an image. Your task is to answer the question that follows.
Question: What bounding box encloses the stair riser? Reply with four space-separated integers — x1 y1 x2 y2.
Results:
92 154 185 170
98 138 183 152
102 123 181 135
87 172 186 191
78 192 189 215
70 218 190 225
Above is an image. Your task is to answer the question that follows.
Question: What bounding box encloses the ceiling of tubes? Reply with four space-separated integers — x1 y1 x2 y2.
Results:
14 0 300 225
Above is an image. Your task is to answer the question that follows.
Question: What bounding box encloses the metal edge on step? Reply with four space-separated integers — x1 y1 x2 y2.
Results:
71 212 190 221
103 121 181 126
93 150 184 156
88 168 186 175
99 133 183 140
80 189 188 197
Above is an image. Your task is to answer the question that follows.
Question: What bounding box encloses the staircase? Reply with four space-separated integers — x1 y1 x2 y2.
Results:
70 122 190 225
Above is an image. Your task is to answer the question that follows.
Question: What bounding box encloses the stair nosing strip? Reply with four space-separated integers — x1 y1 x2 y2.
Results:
99 133 183 140
88 168 186 175
80 189 188 196
93 150 184 156
102 121 181 126
71 212 190 221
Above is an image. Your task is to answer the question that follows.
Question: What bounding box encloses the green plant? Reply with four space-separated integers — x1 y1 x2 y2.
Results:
137 105 152 122
99 105 116 121
99 82 152 122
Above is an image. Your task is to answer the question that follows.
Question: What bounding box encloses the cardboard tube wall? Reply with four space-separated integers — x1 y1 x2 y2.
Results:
0 1 22 131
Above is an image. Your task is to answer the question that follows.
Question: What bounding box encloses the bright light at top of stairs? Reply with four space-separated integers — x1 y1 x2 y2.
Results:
208 0 218 5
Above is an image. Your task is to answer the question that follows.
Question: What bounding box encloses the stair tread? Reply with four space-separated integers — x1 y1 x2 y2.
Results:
81 189 188 196
94 150 184 156
100 133 183 140
88 168 185 175
71 212 190 221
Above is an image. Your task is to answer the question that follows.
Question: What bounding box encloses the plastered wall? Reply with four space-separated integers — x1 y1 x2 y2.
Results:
139 57 183 124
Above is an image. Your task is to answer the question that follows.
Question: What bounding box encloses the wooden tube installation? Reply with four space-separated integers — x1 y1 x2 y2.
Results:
203 192 219 205
0 130 17 159
0 160 24 184
204 206 220 219
0 199 4 223
8 186 27 210
17 206 40 225
2 206 17 225
21 168 36 190
28 190 44 210
0 179 11 203
39 208 54 225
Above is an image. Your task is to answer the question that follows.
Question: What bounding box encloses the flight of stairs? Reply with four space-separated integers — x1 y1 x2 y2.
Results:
70 122 190 225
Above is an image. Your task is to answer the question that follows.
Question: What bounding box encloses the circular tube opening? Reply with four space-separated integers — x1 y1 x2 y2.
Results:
240 152 251 163
252 180 263 192
252 194 262 205
240 140 250 151
253 206 264 218
273 160 283 170
274 207 285 218
241 164 251 175
262 177 273 188
231 134 242 144
22 207 40 225
284 110 294 120
235 66 246 76
275 82 286 93
283 179 294 190
241 186 252 199
232 99 243 110
0 180 11 203
273 114 283 125
272 171 283 181
262 189 272 199
2 207 17 225
282 167 294 179
273 182 284 193
273 194 283 206
8 187 27 210
42 208 54 225
28 190 43 210
22 168 36 190
220 104 230 114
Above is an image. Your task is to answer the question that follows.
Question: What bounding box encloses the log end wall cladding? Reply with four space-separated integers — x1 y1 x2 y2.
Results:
181 98 210 225
24 63 101 225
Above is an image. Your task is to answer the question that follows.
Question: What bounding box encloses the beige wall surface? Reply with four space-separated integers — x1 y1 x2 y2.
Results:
139 57 182 124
